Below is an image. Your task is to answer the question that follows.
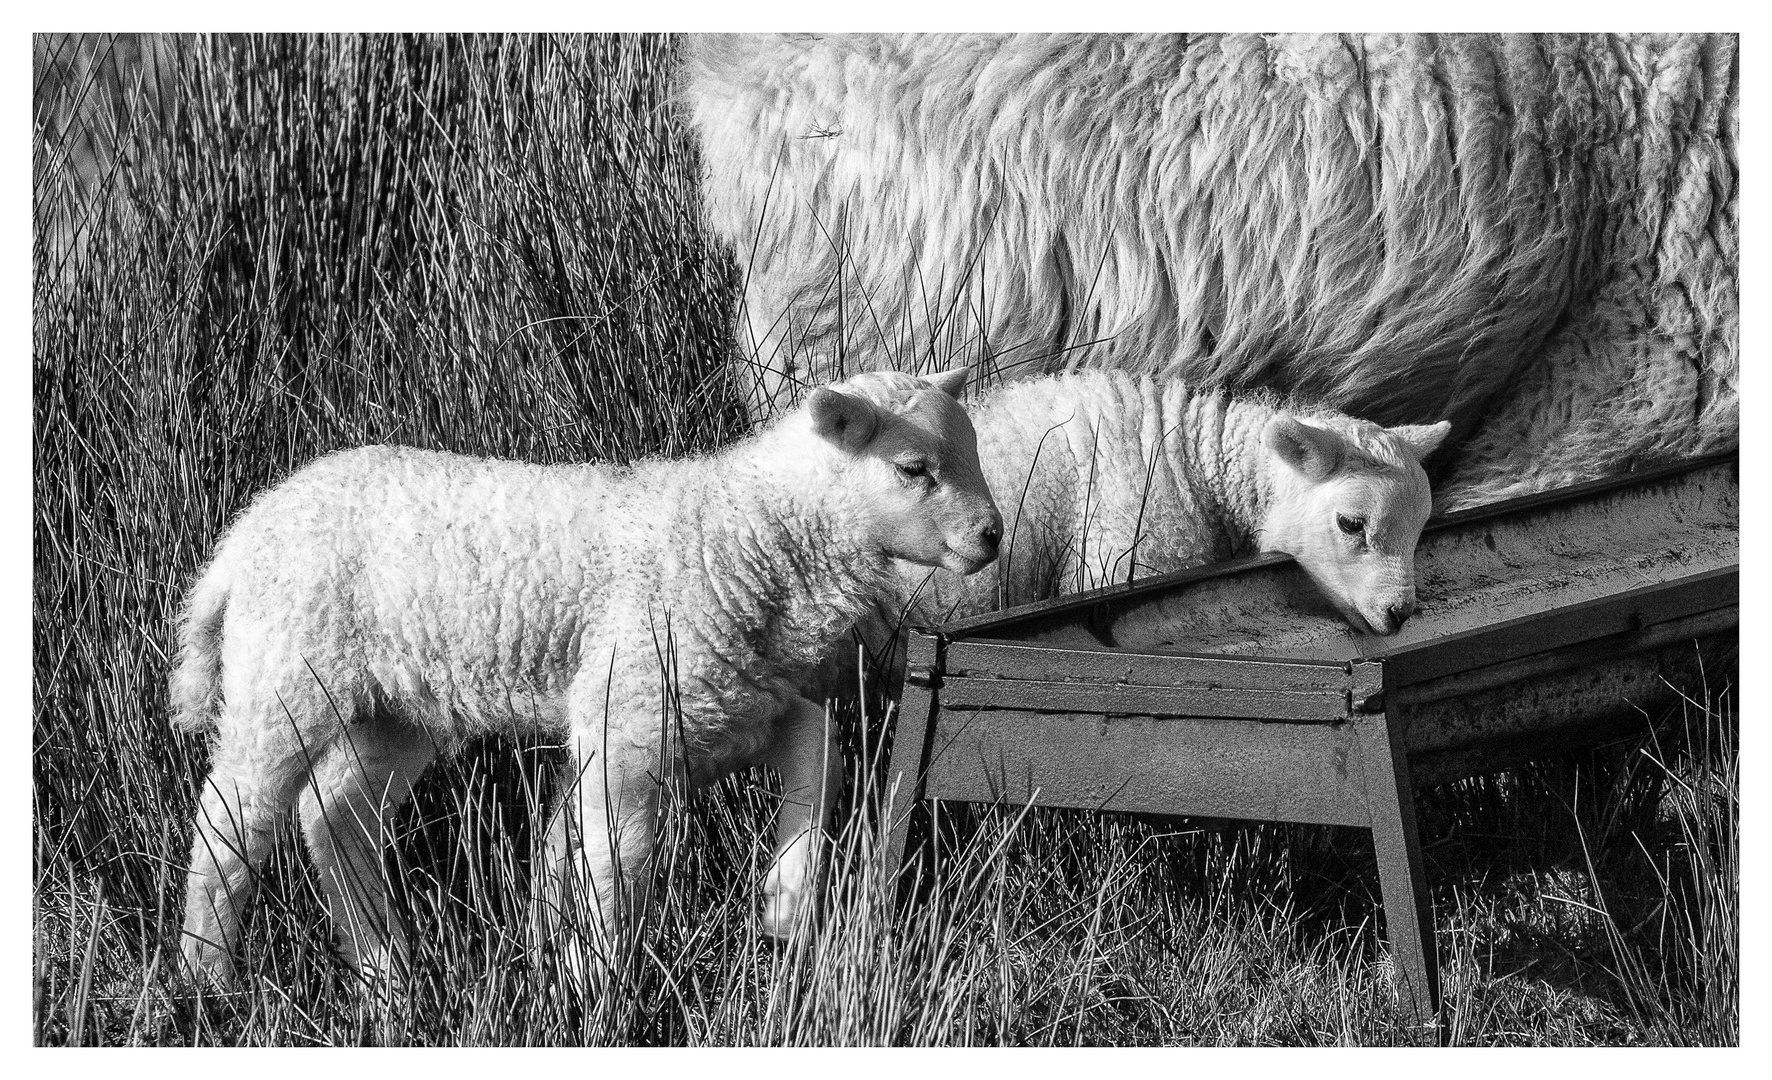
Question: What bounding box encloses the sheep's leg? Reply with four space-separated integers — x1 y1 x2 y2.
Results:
180 717 310 988
538 727 663 970
297 719 436 981
579 737 664 931
529 751 584 947
759 695 841 940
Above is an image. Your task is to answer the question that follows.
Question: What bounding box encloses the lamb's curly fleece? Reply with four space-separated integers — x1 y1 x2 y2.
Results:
171 370 999 981
851 370 1435 666
929 370 1279 614
681 32 1736 511
172 373 950 782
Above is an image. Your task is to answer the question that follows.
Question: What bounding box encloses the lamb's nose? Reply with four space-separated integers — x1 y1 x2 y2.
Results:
979 518 1002 555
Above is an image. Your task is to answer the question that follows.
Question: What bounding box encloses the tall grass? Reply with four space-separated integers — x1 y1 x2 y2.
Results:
34 33 1737 1046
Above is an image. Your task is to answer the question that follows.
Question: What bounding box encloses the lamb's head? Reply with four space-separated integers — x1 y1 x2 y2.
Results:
802 368 1002 574
1256 414 1451 636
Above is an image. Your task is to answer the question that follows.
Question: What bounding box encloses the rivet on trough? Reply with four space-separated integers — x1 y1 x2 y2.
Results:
904 666 940 689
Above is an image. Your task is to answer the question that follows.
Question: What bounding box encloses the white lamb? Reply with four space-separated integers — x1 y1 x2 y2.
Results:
882 370 1450 639
169 369 1001 986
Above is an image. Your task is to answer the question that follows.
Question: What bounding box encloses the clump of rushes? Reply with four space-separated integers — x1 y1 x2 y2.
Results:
34 33 1736 1046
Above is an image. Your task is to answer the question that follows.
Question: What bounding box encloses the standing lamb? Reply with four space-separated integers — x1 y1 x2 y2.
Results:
886 370 1449 639
170 369 1001 986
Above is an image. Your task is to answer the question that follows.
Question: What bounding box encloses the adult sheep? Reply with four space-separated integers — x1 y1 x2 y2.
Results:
898 371 1449 639
170 369 1001 986
681 33 1736 510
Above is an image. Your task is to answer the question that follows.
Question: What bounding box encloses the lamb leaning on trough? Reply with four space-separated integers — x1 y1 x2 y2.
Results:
860 370 1449 668
168 369 1001 986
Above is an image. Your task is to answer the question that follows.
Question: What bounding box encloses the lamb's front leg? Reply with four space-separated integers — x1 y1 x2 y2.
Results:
759 695 841 939
533 721 664 980
530 752 584 945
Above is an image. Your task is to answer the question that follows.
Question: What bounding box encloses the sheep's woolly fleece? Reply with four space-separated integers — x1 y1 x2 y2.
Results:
681 33 1737 510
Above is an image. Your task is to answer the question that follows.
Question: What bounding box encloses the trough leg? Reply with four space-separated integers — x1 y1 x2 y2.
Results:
1357 708 1441 1037
882 632 943 885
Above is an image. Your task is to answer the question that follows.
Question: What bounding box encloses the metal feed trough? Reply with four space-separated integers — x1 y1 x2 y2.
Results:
884 453 1737 1027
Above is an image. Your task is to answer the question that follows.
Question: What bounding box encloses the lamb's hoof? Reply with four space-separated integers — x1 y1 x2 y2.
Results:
760 887 807 942
348 954 404 994
177 939 238 995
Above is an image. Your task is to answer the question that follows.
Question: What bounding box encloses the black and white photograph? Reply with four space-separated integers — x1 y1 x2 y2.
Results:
30 16 1741 1048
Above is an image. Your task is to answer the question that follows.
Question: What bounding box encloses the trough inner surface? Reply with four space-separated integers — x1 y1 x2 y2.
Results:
986 458 1737 663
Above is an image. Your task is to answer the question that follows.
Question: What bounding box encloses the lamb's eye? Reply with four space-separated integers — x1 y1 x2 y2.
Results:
896 460 929 480
1336 513 1366 536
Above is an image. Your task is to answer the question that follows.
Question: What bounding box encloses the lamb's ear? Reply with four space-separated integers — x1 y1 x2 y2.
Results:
1264 415 1344 482
808 387 879 452
923 366 970 399
1388 420 1452 461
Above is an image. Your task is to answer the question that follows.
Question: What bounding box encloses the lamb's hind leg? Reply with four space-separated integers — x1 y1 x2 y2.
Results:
181 710 312 987
759 695 841 940
297 717 436 980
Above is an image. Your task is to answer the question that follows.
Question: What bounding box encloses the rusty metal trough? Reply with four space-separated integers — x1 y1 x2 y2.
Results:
884 453 1737 1028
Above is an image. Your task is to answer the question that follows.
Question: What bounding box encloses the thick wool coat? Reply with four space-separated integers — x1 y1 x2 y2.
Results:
683 33 1736 510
